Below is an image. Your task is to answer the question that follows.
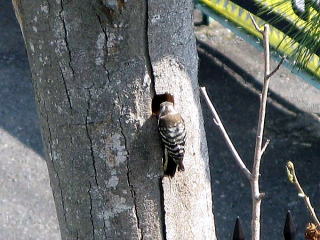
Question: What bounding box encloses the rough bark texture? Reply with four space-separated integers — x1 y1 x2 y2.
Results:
12 0 216 239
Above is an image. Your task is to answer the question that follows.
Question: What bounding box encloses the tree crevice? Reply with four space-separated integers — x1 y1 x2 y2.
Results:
59 1 74 74
88 182 96 239
145 3 168 239
144 0 155 94
159 179 167 240
58 0 75 107
85 90 101 239
96 13 110 79
117 97 143 240
85 90 99 186
58 65 72 110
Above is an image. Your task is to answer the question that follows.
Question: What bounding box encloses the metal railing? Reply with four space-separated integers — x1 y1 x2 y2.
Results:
232 211 296 239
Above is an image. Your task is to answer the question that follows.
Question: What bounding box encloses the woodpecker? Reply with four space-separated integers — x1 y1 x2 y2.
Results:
158 101 186 177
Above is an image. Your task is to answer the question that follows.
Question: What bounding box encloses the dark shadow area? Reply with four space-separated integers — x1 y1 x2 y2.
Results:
0 1 43 156
197 40 305 115
198 41 320 239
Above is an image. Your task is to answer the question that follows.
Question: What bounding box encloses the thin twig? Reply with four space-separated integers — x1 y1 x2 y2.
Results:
266 57 285 79
286 161 320 227
249 14 263 33
260 139 270 156
200 87 252 180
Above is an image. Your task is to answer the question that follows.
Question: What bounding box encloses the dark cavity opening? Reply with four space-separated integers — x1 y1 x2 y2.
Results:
151 93 175 116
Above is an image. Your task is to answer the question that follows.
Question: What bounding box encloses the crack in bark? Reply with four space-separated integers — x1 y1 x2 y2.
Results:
85 90 99 186
96 14 111 85
86 91 99 239
117 97 143 240
58 0 75 107
144 2 167 239
58 65 72 110
59 1 74 74
103 217 107 239
159 179 167 240
144 0 155 94
88 182 95 239
85 89 108 239
43 100 69 232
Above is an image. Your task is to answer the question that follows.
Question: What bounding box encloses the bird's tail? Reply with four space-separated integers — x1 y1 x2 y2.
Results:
164 155 178 177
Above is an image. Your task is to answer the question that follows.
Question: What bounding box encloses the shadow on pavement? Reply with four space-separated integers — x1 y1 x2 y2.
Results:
0 1 44 156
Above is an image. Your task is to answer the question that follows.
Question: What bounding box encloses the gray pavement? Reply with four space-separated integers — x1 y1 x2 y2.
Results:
0 1 60 240
1 2 319 240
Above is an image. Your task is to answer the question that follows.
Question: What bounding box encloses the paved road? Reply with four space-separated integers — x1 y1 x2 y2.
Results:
0 1 60 240
1 2 319 240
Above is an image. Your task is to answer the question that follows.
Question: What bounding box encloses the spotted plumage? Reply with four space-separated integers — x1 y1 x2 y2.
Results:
158 101 186 177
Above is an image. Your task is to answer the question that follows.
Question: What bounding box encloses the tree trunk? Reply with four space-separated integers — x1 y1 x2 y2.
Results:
12 0 216 239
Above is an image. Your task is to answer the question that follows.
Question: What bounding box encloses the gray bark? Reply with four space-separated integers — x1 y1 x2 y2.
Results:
12 0 216 239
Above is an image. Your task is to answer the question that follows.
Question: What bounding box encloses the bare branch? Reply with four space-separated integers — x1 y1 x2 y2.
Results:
200 87 252 180
250 13 284 81
249 14 263 33
213 118 219 126
260 139 270 156
266 57 285 79
251 23 272 240
286 161 320 227
252 24 270 176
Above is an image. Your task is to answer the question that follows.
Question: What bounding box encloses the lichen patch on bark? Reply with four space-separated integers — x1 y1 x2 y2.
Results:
104 133 128 168
106 175 119 189
104 193 131 230
95 33 106 66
